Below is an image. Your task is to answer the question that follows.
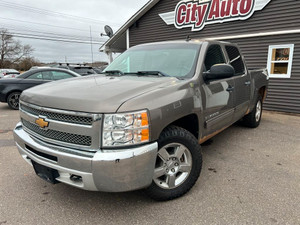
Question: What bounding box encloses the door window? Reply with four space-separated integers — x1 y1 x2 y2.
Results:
204 45 226 72
52 71 73 80
42 71 53 80
27 72 43 80
225 46 245 75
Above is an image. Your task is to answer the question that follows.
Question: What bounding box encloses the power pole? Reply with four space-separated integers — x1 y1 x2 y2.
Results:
90 26 94 66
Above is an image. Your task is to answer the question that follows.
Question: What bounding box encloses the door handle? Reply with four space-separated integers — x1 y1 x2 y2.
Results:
245 81 251 86
226 86 235 92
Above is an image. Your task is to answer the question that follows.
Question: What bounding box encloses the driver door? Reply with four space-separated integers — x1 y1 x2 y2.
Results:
201 44 235 136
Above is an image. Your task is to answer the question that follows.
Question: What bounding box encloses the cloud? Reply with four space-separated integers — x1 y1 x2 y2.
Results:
0 0 149 63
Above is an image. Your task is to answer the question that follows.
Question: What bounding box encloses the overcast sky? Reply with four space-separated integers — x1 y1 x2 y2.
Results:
0 0 149 63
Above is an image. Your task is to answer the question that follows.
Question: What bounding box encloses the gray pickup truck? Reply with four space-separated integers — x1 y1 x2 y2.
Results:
14 40 268 201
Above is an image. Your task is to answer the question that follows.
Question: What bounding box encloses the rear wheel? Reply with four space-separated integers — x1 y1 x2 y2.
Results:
243 96 263 128
145 126 202 201
7 92 21 110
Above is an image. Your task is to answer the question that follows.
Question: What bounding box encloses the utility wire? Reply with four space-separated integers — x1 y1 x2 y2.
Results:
0 0 122 26
12 33 105 45
0 25 107 42
1 26 91 41
10 31 103 43
0 17 103 33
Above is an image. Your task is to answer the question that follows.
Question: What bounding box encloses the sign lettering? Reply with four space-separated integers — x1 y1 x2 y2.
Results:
159 0 271 31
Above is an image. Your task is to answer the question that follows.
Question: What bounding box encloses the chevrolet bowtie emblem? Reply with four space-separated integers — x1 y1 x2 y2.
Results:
35 117 49 128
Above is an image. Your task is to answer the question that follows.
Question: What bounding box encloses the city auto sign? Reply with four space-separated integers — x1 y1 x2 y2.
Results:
159 0 271 31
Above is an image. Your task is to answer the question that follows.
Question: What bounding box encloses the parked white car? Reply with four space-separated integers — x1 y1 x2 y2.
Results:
0 69 20 79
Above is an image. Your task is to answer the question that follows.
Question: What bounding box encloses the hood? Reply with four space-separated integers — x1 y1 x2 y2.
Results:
21 75 180 113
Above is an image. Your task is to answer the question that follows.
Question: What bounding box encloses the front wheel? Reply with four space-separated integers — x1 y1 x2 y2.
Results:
145 126 202 201
7 92 21 110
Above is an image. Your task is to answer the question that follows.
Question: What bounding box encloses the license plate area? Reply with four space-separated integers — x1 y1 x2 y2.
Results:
32 161 60 184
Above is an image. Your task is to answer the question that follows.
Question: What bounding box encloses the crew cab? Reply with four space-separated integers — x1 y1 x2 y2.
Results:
13 40 268 201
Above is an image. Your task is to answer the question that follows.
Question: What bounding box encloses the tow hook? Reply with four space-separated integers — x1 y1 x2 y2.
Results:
70 174 82 182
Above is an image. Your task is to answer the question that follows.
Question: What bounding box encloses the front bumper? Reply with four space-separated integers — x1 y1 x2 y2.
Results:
14 122 158 192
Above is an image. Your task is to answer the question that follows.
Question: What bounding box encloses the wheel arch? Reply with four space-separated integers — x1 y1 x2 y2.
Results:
258 86 267 102
158 114 200 141
6 90 22 102
248 85 267 114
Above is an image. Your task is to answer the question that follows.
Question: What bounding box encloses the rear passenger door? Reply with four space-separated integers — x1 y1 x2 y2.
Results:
224 45 251 121
202 44 235 136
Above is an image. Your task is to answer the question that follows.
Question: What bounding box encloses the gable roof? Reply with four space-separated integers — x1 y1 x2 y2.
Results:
99 0 160 53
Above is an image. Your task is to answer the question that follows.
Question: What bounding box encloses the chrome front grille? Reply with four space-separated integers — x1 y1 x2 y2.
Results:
19 101 102 152
22 119 92 146
20 103 93 125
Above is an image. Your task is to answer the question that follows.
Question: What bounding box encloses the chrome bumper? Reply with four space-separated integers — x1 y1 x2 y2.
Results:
14 122 158 192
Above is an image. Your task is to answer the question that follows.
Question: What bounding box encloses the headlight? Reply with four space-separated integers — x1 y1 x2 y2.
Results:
103 110 150 147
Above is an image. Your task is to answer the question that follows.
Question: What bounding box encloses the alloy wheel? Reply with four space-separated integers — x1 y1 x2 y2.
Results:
153 143 192 189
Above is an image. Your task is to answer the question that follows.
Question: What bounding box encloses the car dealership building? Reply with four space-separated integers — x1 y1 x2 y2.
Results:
101 0 300 114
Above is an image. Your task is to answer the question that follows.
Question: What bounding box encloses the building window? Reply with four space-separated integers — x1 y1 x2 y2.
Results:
267 44 294 78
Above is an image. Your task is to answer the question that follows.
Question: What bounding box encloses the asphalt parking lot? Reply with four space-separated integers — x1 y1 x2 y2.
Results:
0 102 299 225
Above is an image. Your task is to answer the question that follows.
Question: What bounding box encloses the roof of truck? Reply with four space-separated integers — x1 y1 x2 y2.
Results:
128 39 235 48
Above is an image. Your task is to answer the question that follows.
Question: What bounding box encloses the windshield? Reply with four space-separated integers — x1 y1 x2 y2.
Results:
104 43 201 78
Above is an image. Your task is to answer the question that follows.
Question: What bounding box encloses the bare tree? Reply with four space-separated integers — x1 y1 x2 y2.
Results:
0 29 34 68
16 56 41 71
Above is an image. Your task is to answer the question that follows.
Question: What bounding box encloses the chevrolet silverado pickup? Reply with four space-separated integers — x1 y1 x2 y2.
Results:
14 40 268 201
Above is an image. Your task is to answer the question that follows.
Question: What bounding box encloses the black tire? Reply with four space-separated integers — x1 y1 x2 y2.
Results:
144 126 202 201
242 95 263 128
7 92 21 110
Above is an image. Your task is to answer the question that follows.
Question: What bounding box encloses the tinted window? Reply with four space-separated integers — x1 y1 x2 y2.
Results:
71 67 95 75
52 71 73 80
225 46 245 75
42 71 53 80
27 71 54 80
204 45 225 71
27 72 43 80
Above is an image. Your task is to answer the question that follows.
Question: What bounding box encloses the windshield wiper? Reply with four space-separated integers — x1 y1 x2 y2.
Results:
101 70 124 76
135 71 170 77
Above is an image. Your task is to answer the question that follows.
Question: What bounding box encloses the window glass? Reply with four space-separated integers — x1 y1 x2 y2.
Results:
104 43 200 78
225 46 245 75
70 67 95 76
27 72 43 80
42 71 53 80
204 45 225 71
52 71 73 80
272 48 290 61
267 45 294 78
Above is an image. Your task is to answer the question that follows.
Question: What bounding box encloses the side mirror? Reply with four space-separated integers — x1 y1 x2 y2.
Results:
204 64 235 80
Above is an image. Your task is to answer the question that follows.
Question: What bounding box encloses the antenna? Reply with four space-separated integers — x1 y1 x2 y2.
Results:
100 25 114 38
